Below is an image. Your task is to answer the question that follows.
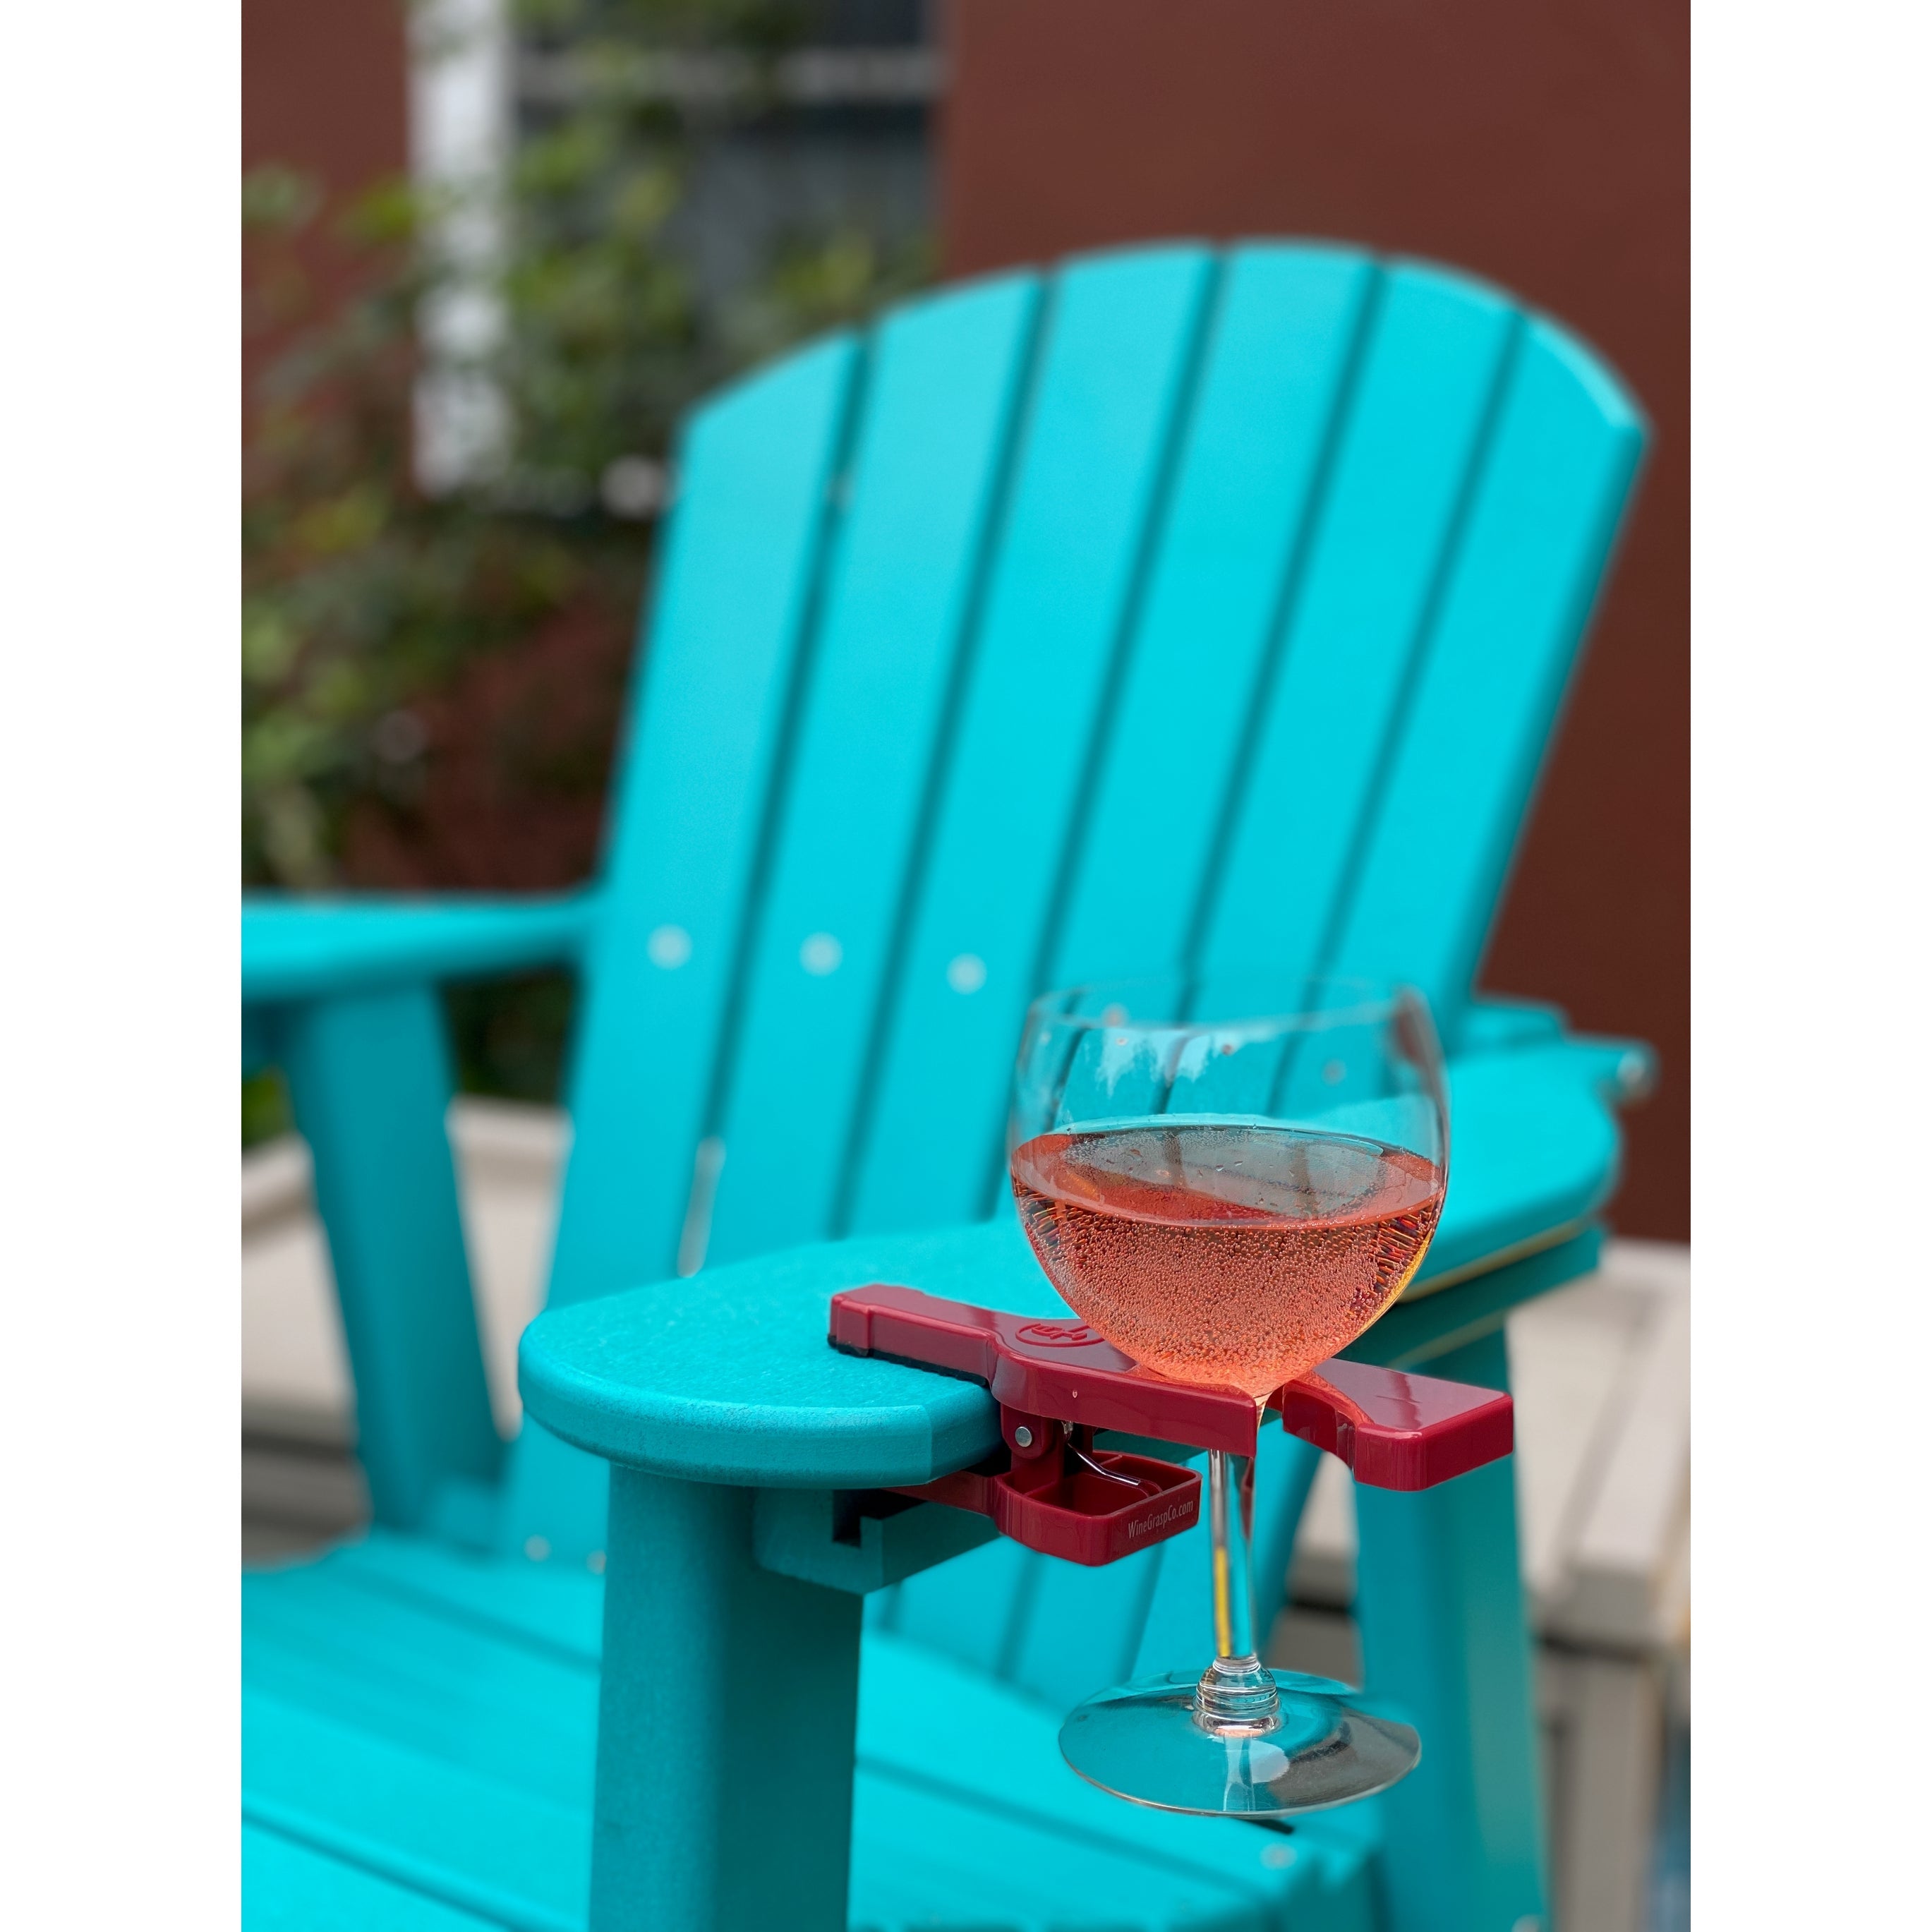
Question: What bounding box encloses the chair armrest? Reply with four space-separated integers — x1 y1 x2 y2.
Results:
1416 1034 1653 1288
517 1028 1653 1486
1460 995 1568 1052
1461 998 1656 1097
242 889 603 1005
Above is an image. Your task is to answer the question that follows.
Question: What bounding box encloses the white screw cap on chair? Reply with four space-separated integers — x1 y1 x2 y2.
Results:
799 932 843 975
647 924 692 969
946 952 987 994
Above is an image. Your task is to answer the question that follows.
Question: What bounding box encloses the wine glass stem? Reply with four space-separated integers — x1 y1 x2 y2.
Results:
1207 1449 1258 1664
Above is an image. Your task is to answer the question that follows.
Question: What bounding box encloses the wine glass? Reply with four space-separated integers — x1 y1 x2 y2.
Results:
1006 969 1449 1816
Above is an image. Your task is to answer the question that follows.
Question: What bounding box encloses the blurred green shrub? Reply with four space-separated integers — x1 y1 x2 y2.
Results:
243 0 930 891
242 1067 294 1149
242 0 929 1142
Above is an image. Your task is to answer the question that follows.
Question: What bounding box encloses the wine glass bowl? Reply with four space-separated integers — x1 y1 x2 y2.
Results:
1010 1121 1443 1400
1006 970 1449 1817
1009 972 1449 1402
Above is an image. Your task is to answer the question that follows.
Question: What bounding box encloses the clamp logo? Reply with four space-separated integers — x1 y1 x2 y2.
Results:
1125 1500 1194 1541
1014 1320 1104 1349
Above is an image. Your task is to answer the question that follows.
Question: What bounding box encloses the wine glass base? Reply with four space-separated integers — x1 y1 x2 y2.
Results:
1058 1666 1421 1818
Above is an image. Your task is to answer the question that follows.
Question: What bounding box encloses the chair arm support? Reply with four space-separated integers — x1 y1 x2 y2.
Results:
241 890 601 1533
272 984 507 1531
242 888 603 1006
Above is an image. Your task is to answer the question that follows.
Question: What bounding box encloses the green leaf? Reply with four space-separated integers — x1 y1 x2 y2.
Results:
243 166 322 231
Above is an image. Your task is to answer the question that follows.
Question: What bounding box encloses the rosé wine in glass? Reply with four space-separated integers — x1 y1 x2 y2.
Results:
1010 1121 1444 1401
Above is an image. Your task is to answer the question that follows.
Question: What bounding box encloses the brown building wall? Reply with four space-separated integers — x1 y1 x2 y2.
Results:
939 0 1689 1241
243 0 410 396
243 0 406 186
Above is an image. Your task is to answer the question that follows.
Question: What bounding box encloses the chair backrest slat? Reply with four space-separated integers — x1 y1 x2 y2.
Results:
844 246 1219 1235
544 339 858 1311
703 274 1044 1269
1329 318 1645 1031
1048 243 1378 986
871 1535 1034 1679
1001 1542 1167 1708
1198 263 1519 984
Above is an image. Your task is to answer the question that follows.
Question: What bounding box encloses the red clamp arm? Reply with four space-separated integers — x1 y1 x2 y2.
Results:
1276 1359 1514 1491
829 1283 1513 1566
830 1281 1259 1454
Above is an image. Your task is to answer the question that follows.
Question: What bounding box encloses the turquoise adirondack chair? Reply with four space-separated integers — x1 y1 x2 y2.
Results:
242 240 1648 1932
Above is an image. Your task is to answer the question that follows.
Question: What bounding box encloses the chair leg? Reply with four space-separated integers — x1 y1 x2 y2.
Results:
593 1468 862 1932
274 985 502 1530
1353 1327 1547 1932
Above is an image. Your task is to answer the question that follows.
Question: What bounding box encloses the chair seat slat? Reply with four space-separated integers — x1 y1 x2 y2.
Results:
244 1824 507 1931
